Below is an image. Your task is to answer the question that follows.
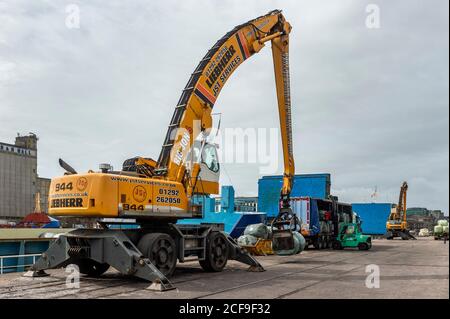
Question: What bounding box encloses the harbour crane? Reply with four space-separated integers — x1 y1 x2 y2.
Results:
29 10 296 290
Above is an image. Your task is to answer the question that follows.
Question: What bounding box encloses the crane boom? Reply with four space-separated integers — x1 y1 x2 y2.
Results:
398 181 408 222
155 10 294 201
271 29 295 204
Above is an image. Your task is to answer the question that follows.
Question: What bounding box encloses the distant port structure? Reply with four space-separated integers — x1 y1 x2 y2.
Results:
0 133 50 221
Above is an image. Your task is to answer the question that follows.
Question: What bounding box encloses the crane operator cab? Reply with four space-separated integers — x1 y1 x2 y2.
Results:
186 139 220 195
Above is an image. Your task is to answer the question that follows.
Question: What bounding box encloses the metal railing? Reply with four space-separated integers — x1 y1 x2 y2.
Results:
0 253 41 274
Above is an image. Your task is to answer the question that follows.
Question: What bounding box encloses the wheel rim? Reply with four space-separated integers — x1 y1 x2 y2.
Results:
151 238 175 275
210 235 228 268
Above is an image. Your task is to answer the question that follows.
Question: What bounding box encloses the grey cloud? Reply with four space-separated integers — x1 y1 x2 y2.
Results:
0 0 448 213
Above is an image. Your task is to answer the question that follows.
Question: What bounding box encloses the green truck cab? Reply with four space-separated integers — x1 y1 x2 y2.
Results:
333 222 372 250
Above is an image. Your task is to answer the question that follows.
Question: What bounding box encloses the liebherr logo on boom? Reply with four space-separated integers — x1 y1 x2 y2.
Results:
205 45 236 89
173 131 190 166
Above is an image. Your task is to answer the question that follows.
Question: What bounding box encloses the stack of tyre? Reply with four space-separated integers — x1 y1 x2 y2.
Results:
313 211 334 250
338 213 351 231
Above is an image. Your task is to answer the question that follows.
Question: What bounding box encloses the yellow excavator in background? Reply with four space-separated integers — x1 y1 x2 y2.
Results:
29 10 297 290
386 182 416 240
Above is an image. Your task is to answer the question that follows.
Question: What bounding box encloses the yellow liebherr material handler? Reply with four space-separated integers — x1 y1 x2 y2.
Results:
30 10 296 290
386 182 416 240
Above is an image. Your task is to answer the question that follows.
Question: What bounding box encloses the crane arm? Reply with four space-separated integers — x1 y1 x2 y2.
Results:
398 181 408 222
271 25 295 206
389 181 408 222
154 10 294 200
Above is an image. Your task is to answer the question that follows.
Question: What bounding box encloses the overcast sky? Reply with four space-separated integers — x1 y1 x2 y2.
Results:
1 0 448 213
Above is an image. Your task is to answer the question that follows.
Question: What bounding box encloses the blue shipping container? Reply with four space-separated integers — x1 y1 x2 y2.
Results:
352 203 392 235
258 174 331 218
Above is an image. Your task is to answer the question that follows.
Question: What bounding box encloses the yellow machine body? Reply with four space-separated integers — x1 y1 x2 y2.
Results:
386 181 409 232
386 207 408 231
48 173 193 219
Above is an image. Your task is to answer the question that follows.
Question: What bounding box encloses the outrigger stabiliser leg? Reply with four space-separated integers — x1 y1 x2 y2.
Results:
25 229 175 291
25 228 264 291
225 234 265 272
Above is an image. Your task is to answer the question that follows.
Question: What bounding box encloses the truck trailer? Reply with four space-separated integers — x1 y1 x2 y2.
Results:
289 197 353 249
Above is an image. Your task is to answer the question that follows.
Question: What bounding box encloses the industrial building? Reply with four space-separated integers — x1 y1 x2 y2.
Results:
0 134 50 220
214 196 258 212
406 207 445 231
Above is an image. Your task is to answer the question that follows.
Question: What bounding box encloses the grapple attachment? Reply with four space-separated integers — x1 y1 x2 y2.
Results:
271 207 300 251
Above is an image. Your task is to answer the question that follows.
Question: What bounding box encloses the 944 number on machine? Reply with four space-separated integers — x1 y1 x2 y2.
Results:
55 182 73 192
122 204 144 211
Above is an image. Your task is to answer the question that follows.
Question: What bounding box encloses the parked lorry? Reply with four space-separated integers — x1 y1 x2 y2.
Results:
289 197 353 249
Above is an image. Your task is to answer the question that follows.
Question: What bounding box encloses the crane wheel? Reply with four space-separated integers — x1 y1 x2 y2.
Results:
138 233 177 278
199 232 229 272
332 241 343 250
75 259 110 277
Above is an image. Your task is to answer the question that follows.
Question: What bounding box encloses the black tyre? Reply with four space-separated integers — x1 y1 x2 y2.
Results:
332 241 342 250
326 237 332 249
138 233 177 277
358 243 369 250
313 238 320 250
316 237 321 249
76 259 110 277
199 232 229 272
322 238 327 249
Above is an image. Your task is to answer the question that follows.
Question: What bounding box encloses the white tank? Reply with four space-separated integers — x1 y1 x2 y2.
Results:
434 225 443 234
418 228 429 237
437 220 448 227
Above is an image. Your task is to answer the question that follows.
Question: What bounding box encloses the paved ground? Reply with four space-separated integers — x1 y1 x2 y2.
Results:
0 237 448 299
